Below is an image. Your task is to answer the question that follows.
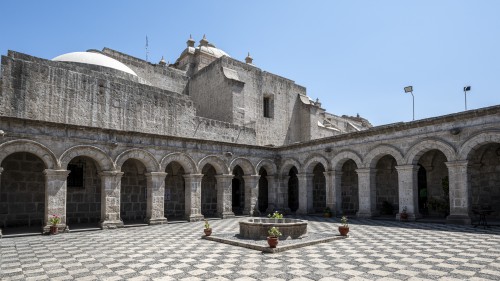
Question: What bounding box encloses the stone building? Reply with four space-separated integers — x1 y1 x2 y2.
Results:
0 36 499 235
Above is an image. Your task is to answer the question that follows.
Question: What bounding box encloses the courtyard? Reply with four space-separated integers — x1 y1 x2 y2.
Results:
1 217 499 281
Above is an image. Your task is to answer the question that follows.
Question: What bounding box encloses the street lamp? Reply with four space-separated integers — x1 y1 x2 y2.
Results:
464 86 471 110
404 86 414 121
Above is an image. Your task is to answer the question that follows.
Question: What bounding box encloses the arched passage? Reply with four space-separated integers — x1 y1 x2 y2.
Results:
312 163 326 213
120 159 147 223
258 167 269 214
469 143 500 219
164 162 185 219
417 150 449 218
0 152 46 233
288 167 299 212
65 156 102 227
375 155 399 216
232 166 245 215
341 159 359 215
201 164 218 217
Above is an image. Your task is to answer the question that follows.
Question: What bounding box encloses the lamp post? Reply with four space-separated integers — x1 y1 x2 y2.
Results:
464 86 471 110
404 86 414 121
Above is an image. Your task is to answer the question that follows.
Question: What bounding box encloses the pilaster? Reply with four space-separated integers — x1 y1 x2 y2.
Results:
243 175 260 216
145 172 168 225
297 173 311 214
43 169 71 233
445 160 471 225
356 168 377 218
183 174 204 222
325 170 342 216
215 174 235 218
99 171 124 229
265 175 277 213
395 165 419 221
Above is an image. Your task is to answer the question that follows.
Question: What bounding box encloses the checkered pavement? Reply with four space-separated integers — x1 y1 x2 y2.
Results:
1 217 499 280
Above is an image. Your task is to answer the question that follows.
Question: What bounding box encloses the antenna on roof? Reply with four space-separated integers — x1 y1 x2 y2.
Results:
145 36 149 62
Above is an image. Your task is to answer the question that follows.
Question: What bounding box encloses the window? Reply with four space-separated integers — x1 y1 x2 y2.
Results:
67 162 85 188
263 97 271 118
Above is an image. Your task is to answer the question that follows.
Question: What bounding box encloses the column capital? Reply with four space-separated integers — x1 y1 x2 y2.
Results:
145 172 168 178
99 171 124 177
296 173 312 179
355 168 376 174
43 169 70 178
242 175 260 181
183 173 204 180
215 174 234 180
445 160 468 168
395 164 419 172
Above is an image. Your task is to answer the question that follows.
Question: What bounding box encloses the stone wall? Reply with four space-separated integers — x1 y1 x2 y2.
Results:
312 164 326 213
0 152 45 228
470 143 500 219
341 160 359 215
164 162 185 218
120 160 147 222
201 165 217 217
66 157 101 224
102 48 189 94
375 155 399 214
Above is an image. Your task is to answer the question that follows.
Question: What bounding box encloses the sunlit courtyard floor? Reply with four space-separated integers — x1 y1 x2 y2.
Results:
1 216 499 280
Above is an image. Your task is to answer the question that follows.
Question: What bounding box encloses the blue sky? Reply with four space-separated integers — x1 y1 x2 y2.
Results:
1 0 498 126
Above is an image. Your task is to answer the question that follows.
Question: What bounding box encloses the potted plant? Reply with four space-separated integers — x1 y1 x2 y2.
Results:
324 207 332 218
338 216 349 236
49 214 61 235
267 211 283 219
204 220 212 236
400 206 409 221
267 226 282 248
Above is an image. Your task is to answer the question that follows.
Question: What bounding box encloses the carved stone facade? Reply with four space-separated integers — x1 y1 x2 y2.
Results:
0 37 499 236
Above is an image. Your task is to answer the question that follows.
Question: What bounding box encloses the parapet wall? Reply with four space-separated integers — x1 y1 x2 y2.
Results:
0 51 257 145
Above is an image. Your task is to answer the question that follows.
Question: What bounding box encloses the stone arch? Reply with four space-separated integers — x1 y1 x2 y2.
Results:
364 144 404 168
60 145 114 171
0 139 57 169
279 158 301 176
198 155 228 175
255 159 277 175
229 157 256 175
115 149 160 172
331 149 363 171
404 138 457 164
458 130 500 160
160 152 196 174
303 154 330 174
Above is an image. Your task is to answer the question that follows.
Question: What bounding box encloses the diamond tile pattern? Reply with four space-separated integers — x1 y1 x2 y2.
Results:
1 217 499 280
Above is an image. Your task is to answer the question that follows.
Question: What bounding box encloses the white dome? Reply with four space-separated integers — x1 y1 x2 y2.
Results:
52 51 137 76
197 46 230 58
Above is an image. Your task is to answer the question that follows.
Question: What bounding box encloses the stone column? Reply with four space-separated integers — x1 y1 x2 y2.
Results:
43 169 70 233
183 174 204 222
297 173 310 214
325 170 342 216
279 175 291 213
265 175 277 213
445 160 471 224
243 175 260 216
145 172 168 225
395 165 419 221
99 171 124 229
215 174 235 218
356 168 377 218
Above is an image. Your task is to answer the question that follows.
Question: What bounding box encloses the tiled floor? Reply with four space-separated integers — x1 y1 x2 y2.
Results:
1 217 499 280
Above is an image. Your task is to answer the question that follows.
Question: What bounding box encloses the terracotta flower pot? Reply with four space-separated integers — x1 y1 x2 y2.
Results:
50 225 58 235
204 228 212 236
267 236 279 248
324 213 332 218
400 213 408 221
338 226 349 236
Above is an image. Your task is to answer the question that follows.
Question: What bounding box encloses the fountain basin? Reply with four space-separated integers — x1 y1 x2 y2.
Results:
239 218 308 239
